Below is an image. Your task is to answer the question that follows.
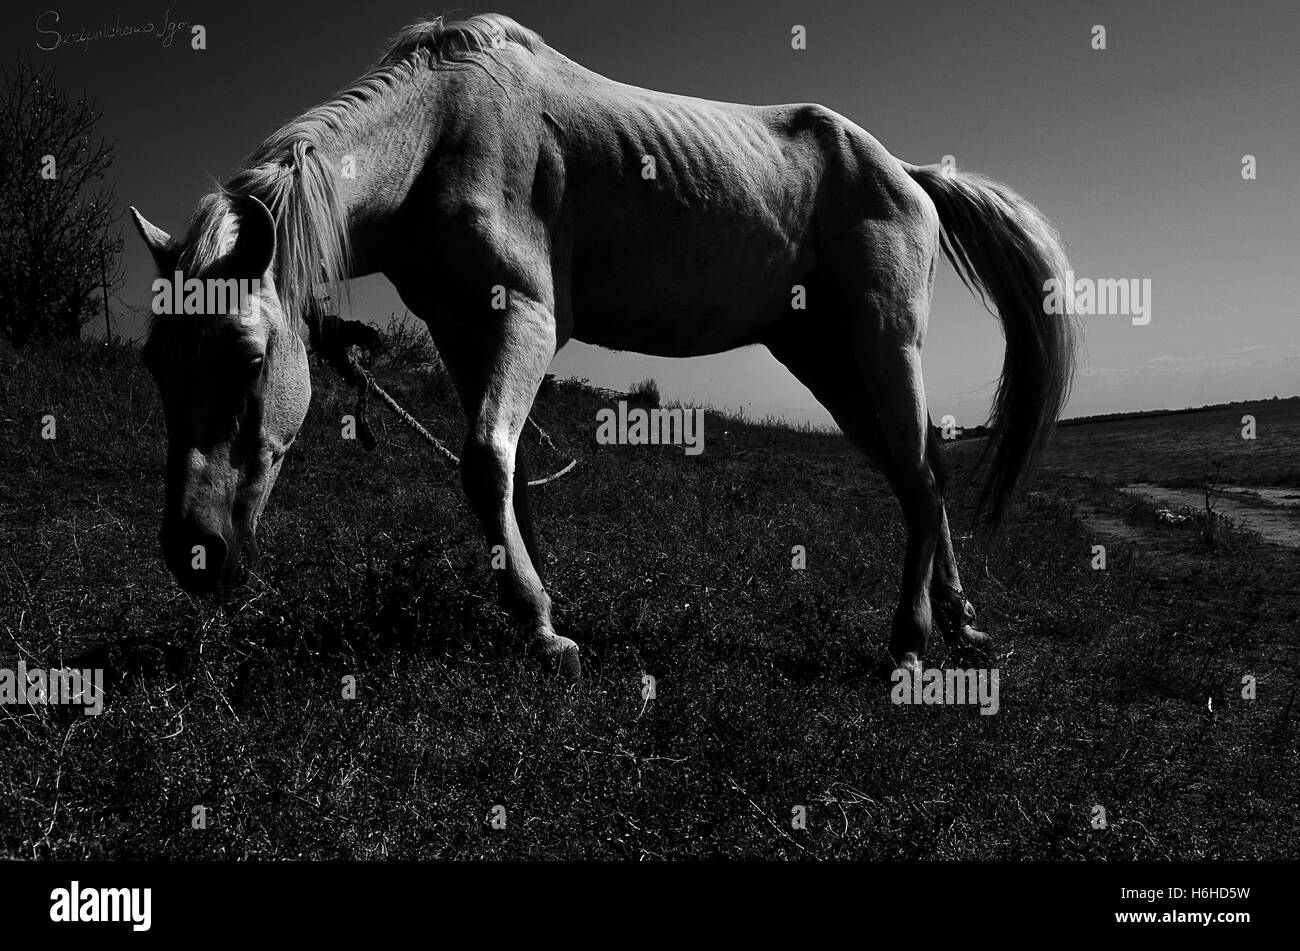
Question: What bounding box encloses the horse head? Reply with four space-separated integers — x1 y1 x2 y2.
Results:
131 195 311 593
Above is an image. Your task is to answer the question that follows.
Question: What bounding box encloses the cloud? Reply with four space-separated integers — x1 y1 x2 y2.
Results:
1085 343 1300 381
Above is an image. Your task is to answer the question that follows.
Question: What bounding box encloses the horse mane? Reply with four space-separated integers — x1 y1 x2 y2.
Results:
381 13 543 69
172 13 543 332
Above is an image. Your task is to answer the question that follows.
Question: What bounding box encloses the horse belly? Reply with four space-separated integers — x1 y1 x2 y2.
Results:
558 96 827 355
569 244 803 356
567 176 817 356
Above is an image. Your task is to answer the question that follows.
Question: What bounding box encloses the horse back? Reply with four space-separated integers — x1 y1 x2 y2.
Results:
417 48 910 355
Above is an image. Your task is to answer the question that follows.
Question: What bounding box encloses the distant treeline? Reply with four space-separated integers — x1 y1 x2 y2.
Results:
945 395 1299 441
1057 395 1300 428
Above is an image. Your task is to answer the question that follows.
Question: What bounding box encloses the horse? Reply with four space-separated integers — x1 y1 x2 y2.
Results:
130 13 1075 681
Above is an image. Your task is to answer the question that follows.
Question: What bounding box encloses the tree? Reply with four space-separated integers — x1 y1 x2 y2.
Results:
0 59 123 347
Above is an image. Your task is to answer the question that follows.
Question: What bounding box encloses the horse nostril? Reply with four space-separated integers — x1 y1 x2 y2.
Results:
191 530 228 571
161 523 230 593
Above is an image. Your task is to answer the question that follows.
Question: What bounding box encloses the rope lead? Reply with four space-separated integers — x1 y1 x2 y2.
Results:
308 304 577 487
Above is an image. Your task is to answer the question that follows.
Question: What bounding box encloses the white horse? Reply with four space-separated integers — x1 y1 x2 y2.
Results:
131 13 1075 680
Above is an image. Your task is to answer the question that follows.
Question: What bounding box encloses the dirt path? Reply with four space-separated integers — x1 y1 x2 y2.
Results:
1121 483 1300 549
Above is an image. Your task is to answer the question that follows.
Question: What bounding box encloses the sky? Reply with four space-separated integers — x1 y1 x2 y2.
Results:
9 0 1299 428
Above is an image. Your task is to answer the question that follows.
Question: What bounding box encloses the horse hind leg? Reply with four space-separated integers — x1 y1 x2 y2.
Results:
769 302 990 670
850 335 941 674
769 298 987 680
926 426 991 651
814 208 948 675
766 317 927 674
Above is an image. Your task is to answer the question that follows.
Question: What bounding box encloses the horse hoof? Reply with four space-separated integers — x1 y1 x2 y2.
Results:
895 652 923 675
957 624 992 649
533 634 582 681
874 651 922 683
942 599 992 650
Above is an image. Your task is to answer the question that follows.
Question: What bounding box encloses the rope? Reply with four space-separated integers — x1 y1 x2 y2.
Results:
528 415 556 452
355 366 460 468
307 306 577 488
358 371 578 487
526 458 577 487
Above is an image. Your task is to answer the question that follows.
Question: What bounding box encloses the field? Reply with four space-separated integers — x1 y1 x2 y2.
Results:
1 340 1296 859
1051 402 1300 489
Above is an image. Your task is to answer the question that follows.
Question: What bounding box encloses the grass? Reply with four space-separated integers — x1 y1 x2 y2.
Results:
0 339 1296 859
1051 400 1300 488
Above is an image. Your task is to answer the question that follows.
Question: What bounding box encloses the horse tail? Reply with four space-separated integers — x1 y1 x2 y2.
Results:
904 162 1077 531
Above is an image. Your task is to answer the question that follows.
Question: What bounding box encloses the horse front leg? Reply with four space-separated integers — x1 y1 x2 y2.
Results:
436 295 580 679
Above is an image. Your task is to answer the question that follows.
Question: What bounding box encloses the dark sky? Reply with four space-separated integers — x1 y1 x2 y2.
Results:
10 0 1299 426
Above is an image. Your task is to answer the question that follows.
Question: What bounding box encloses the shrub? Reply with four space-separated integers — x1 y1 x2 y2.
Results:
375 310 436 371
628 377 661 408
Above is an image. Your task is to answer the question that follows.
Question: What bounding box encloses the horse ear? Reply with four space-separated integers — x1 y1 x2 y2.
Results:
229 195 277 277
129 207 176 272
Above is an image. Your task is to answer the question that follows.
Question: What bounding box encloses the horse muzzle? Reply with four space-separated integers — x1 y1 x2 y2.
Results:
159 517 237 594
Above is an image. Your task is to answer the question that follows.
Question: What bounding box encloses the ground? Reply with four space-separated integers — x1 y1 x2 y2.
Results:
0 340 1296 859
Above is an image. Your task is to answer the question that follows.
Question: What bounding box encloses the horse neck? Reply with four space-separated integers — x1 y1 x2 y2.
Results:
310 74 444 276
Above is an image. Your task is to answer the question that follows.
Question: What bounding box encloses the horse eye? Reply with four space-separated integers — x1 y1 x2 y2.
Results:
244 355 265 379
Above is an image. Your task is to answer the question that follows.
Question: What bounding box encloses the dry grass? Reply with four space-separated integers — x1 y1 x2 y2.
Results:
0 340 1296 859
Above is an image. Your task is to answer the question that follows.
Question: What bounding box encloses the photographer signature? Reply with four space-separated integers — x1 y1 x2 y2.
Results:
36 5 192 52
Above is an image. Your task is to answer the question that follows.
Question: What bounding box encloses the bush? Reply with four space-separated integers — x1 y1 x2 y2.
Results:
375 310 436 371
628 377 660 407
